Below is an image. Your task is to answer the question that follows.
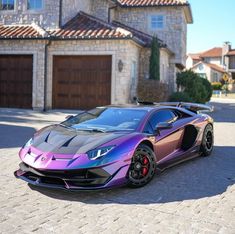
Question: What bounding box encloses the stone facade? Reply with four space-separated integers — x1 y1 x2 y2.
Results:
0 0 60 29
62 0 92 26
139 48 171 83
90 0 114 22
115 6 187 66
0 1 190 109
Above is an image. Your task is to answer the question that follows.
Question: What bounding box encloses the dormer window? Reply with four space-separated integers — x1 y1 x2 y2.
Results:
27 0 43 10
150 15 164 30
0 0 15 10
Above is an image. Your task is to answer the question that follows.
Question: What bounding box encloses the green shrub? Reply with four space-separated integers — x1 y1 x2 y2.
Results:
211 82 222 90
169 92 193 102
176 70 213 103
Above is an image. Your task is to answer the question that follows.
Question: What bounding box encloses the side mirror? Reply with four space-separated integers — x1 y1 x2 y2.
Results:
65 115 74 120
155 122 173 134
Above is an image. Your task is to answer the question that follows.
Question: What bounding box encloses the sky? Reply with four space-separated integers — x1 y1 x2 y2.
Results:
187 0 235 54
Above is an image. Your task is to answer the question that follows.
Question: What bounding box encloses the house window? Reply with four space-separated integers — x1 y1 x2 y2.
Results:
27 0 43 10
229 56 235 69
150 15 164 30
213 72 219 82
0 0 14 10
198 73 207 79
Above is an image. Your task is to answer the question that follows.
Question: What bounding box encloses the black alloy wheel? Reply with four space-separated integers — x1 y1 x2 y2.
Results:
127 144 156 188
201 124 214 157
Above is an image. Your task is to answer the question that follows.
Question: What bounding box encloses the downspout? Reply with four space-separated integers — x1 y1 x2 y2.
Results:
59 0 63 28
43 39 51 112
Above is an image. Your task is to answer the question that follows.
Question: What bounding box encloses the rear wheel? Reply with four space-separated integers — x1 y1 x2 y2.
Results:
127 144 156 188
200 124 214 156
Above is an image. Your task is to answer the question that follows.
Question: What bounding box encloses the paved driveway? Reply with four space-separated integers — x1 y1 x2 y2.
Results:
0 101 235 234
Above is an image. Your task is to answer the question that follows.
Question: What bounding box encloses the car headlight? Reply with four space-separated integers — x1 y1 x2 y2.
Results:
24 138 33 148
87 146 115 160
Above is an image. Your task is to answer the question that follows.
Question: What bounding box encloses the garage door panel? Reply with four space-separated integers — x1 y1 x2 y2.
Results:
0 55 33 108
53 55 111 110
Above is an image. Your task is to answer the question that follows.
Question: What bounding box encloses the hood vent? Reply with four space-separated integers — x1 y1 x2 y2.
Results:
61 136 76 148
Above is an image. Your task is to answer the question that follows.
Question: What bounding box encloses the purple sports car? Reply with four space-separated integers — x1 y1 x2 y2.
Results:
15 102 214 190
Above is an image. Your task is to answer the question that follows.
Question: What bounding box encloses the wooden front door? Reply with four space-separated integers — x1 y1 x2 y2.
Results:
0 55 33 108
53 55 112 110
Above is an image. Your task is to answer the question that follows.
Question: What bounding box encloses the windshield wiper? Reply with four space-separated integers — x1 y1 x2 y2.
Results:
74 128 106 133
88 128 106 133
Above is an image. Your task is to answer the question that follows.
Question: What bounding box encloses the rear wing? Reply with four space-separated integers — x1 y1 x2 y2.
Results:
136 100 214 113
160 102 213 113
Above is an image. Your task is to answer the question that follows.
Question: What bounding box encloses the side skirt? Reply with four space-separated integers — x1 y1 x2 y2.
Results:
156 150 201 172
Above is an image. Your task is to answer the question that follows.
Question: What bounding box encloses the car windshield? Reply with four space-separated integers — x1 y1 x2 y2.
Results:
62 108 147 132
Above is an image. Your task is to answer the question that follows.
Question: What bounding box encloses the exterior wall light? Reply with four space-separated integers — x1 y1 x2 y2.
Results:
118 59 124 72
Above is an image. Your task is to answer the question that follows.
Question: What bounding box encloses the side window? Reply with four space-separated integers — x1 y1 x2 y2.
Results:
149 110 175 129
143 122 154 134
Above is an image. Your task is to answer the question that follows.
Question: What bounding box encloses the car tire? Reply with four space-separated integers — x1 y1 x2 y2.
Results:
200 124 214 157
127 144 156 188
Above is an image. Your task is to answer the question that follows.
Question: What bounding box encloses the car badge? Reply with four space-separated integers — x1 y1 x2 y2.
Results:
41 157 46 161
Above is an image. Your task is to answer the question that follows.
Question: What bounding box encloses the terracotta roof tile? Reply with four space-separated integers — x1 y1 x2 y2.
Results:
116 0 189 7
199 47 222 58
205 63 225 73
50 12 132 39
0 11 171 49
226 50 235 56
188 53 201 60
0 24 47 39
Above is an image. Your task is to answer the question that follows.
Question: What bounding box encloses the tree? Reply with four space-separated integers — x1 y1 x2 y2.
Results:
170 70 213 103
149 36 160 80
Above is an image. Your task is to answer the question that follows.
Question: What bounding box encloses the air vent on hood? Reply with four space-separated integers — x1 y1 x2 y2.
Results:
61 136 76 147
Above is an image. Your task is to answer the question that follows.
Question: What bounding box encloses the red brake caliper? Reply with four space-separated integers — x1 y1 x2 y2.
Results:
142 157 149 176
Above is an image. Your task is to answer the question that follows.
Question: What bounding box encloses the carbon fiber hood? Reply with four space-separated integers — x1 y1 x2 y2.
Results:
32 125 127 155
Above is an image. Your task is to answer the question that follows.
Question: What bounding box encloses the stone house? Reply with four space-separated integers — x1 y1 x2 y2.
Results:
0 0 193 110
187 42 235 83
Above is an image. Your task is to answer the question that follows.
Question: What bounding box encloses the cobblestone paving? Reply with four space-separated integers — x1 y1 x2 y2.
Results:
0 101 235 234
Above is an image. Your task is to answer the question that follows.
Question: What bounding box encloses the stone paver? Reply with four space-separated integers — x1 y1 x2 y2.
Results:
0 102 235 234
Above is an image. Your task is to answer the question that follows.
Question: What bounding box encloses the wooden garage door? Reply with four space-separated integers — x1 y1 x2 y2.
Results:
0 55 33 108
53 56 111 109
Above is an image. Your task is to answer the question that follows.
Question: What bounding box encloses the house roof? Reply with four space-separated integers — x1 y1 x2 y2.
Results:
50 11 168 48
188 53 201 60
116 0 189 7
226 50 235 56
115 0 193 23
0 11 172 50
206 63 225 73
50 12 132 40
199 47 222 58
112 20 165 47
0 23 48 39
193 61 225 73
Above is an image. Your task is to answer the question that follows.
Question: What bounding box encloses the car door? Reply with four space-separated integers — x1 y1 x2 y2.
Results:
144 109 185 162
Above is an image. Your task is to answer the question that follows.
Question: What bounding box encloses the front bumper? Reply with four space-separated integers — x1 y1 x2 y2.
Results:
14 162 129 190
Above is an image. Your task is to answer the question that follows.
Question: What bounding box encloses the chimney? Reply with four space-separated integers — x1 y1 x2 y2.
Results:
223 41 231 55
222 42 231 69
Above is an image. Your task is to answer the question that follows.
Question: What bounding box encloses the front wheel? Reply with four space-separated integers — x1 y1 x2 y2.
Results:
200 124 214 157
127 144 156 188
